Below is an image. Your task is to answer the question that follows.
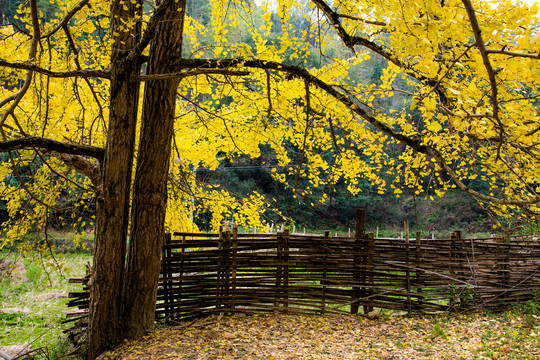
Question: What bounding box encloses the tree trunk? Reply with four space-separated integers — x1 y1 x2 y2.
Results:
87 1 142 358
121 0 186 339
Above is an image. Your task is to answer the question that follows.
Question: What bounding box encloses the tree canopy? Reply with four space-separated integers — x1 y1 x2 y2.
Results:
0 0 539 357
1 0 539 238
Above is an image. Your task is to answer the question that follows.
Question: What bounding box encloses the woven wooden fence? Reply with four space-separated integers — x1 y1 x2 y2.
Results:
155 227 540 322
66 210 540 331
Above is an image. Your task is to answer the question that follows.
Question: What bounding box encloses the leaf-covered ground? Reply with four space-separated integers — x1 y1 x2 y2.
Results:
100 307 540 360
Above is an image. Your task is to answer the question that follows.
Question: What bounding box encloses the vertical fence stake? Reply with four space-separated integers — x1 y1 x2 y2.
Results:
405 220 411 315
231 226 238 312
351 208 365 314
225 229 232 313
217 228 231 313
449 231 457 311
366 232 375 314
496 234 510 302
283 229 290 314
162 233 172 319
415 231 423 312
454 231 464 308
274 232 283 314
470 236 478 305
177 233 186 319
322 231 329 314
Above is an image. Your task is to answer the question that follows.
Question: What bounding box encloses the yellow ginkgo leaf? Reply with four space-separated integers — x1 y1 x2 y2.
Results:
427 121 443 133
424 96 437 111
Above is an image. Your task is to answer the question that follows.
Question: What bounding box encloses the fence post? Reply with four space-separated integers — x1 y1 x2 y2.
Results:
283 229 290 314
231 226 238 311
405 220 411 315
275 232 283 314
351 208 365 314
177 233 186 319
454 231 465 309
496 234 510 302
162 232 172 319
218 228 231 312
218 228 223 312
449 231 461 311
321 230 329 314
225 229 232 312
415 231 423 312
366 232 375 314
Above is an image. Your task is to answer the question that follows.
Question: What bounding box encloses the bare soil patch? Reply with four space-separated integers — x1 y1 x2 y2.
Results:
33 293 68 301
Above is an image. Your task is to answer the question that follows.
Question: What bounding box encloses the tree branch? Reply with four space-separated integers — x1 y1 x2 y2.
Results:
42 0 90 39
0 137 105 161
133 69 249 81
53 152 100 186
310 0 402 67
485 48 540 59
125 0 175 64
0 0 41 138
462 0 504 159
309 0 450 106
337 13 387 27
0 59 110 79
175 57 539 207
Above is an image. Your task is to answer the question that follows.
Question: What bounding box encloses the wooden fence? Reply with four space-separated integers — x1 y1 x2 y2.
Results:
66 214 540 332
154 228 540 321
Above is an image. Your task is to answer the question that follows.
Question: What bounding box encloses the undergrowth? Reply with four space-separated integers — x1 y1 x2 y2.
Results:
0 252 91 359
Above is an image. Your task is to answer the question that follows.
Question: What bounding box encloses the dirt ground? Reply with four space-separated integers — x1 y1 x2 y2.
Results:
98 310 540 360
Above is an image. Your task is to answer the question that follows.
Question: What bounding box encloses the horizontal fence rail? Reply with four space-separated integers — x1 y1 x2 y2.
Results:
155 229 540 321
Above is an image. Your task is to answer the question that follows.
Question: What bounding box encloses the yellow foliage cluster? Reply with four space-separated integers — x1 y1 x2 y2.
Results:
1 0 539 251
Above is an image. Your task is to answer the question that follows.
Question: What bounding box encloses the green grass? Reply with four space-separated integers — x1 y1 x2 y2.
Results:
0 252 91 356
39 229 94 254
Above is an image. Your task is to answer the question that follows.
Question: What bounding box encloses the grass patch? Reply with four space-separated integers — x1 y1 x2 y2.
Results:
0 252 91 356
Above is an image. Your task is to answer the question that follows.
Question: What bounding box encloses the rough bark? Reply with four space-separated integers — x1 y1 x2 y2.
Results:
121 0 186 339
87 0 143 358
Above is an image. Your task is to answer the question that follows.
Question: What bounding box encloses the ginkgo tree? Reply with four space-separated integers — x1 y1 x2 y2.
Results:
0 0 539 358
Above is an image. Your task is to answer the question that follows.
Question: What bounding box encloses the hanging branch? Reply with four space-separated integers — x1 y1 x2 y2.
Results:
485 48 540 60
265 69 272 129
62 24 106 139
41 0 91 39
0 60 110 79
461 0 505 160
174 57 540 207
0 137 104 160
294 79 312 188
0 0 41 138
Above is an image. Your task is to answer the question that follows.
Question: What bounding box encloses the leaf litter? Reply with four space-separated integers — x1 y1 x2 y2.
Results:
100 309 540 359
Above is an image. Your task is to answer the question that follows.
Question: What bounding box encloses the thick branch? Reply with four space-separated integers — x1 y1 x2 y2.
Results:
54 152 100 186
485 48 540 59
125 0 175 64
0 137 105 161
462 0 503 157
310 0 403 67
309 0 449 106
175 57 539 206
338 13 387 27
133 69 249 81
42 0 90 38
0 59 110 79
0 0 40 137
